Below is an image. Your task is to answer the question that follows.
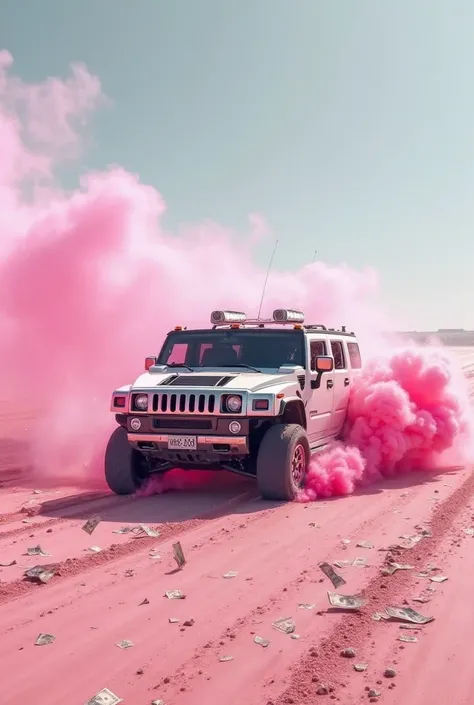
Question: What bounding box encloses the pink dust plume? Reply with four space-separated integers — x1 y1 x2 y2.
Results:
0 51 472 498
300 346 474 501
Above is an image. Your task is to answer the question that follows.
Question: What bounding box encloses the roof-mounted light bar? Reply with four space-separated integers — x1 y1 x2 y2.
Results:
210 310 247 325
273 309 305 323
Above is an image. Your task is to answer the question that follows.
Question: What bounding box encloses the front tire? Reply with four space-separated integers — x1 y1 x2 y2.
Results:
105 426 147 495
256 423 310 501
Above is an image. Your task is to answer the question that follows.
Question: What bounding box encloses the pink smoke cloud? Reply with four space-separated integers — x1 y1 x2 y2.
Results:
301 346 474 501
0 51 472 496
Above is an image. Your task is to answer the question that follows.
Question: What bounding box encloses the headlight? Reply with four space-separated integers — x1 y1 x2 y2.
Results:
134 394 149 411
226 395 242 413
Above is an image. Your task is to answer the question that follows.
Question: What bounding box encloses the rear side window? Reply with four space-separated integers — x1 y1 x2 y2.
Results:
310 340 327 370
330 340 346 370
347 342 362 369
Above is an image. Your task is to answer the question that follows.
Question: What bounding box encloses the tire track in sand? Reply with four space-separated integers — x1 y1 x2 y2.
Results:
0 488 257 605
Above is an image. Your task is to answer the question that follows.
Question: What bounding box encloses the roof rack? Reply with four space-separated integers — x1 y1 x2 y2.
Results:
305 325 355 337
212 318 294 329
210 320 356 335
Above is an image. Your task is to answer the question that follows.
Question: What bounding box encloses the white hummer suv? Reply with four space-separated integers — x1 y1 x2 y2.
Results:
106 309 362 501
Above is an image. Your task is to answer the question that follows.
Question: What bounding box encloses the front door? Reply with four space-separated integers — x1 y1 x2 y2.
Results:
306 338 334 444
329 339 351 434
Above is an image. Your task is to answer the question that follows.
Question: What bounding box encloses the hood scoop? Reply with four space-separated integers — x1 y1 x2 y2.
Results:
165 374 236 388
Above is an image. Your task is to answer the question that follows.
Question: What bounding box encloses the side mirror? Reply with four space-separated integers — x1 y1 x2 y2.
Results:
314 356 334 373
145 356 157 371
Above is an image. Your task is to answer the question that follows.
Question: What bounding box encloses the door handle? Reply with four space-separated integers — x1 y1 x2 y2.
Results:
327 379 333 389
344 378 350 386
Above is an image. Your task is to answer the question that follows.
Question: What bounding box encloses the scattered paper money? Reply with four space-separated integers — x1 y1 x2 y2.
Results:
430 575 448 583
415 527 432 538
35 633 55 646
412 596 431 603
219 655 234 662
82 516 101 535
151 701 165 705
169 617 180 623
134 524 160 538
24 564 58 584
112 526 134 534
327 591 367 610
381 563 413 576
463 527 474 536
172 541 186 569
116 640 133 649
341 538 351 545
298 603 315 610
356 540 374 549
84 688 122 705
385 606 434 624
272 617 296 634
139 598 149 605
353 663 368 672
254 635 270 647
291 634 300 639
165 590 185 600
88 546 102 553
223 571 238 579
397 534 423 549
399 624 422 630
149 549 161 559
26 545 49 557
399 635 417 643
352 557 366 567
319 562 346 589
0 560 16 567
372 612 390 621
333 560 351 568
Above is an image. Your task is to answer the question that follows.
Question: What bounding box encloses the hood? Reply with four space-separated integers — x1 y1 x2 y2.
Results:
132 369 300 393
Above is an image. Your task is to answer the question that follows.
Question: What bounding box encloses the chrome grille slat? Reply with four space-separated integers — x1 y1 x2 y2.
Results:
151 391 225 415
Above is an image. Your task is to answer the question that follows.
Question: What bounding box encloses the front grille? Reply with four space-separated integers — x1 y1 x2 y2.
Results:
152 392 217 415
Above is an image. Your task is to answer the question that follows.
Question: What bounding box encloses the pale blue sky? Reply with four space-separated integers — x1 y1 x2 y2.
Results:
1 1 474 330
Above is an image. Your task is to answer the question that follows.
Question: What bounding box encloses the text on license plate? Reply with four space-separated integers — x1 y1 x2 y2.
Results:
167 435 197 450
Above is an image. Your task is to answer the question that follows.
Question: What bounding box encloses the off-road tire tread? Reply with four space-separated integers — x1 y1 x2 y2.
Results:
256 423 310 501
105 426 142 495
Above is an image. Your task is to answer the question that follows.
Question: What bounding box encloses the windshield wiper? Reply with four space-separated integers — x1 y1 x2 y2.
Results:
217 363 262 373
165 363 195 372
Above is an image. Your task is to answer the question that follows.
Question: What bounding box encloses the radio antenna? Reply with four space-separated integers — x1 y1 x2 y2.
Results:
257 239 278 320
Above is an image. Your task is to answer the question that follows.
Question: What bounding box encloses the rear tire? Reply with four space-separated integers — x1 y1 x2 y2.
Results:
105 426 147 495
256 423 310 501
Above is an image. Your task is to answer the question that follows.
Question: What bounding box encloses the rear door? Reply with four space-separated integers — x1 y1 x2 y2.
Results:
306 337 335 444
329 338 351 434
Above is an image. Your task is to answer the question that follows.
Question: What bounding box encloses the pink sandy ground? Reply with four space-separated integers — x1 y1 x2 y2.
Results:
1 347 474 705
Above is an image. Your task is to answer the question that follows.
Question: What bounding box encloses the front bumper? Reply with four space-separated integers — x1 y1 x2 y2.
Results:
128 433 248 465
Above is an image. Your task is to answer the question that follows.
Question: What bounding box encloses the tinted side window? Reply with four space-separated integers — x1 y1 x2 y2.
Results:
347 342 362 369
310 340 327 370
330 340 346 370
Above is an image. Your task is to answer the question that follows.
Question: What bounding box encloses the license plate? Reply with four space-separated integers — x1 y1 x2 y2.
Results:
167 435 197 451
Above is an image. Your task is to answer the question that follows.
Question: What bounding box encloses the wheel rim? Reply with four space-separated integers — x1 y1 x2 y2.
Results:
291 443 306 487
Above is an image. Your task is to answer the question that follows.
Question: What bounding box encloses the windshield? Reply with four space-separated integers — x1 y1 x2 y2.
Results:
157 329 306 369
